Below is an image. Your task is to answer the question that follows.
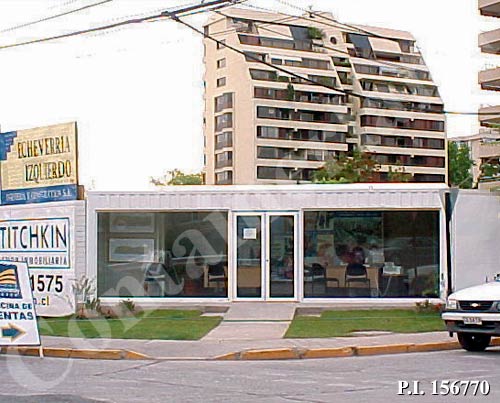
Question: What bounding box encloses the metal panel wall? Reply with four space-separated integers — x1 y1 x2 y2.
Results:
0 200 86 315
451 190 500 291
87 184 446 212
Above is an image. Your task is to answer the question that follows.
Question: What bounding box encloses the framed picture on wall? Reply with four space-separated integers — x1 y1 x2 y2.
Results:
109 213 155 233
317 211 334 230
109 238 155 262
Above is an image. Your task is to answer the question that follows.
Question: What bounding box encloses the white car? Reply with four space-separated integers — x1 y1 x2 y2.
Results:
442 275 500 352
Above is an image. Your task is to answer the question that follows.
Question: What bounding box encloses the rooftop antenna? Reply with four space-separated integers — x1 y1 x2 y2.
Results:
307 4 314 18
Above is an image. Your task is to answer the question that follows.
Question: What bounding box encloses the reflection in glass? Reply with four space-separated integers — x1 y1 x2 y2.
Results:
97 211 228 298
236 216 262 298
269 216 294 298
304 211 440 298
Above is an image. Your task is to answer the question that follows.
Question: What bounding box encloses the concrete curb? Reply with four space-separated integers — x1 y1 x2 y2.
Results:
2 338 499 361
214 337 500 361
0 347 151 360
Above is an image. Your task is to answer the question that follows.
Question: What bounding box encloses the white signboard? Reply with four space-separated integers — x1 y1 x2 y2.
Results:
243 228 257 240
0 261 40 346
0 217 75 317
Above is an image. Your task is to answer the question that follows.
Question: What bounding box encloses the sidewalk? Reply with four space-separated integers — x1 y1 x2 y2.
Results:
3 302 499 360
36 331 459 360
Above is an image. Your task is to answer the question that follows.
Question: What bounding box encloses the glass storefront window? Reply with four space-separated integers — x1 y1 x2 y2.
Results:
97 211 228 298
304 211 440 298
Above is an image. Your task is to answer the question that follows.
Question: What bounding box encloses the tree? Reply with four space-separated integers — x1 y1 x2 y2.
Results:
448 141 473 188
313 150 380 183
387 165 412 183
286 83 295 101
307 26 325 40
479 158 500 183
150 169 203 186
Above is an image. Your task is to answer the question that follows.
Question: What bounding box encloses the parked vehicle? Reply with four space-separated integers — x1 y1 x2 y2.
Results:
442 274 500 351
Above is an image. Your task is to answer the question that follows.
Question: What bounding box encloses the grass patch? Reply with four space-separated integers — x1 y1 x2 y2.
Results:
285 309 445 338
39 310 222 341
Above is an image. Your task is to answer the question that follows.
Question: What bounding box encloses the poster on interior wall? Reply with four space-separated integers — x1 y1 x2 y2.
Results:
109 213 155 233
109 238 155 262
0 122 79 205
0 217 75 317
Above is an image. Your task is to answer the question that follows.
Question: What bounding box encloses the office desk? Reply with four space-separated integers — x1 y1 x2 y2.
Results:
380 274 408 297
326 265 380 290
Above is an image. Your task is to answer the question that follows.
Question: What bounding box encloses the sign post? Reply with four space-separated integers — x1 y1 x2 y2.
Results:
0 261 41 353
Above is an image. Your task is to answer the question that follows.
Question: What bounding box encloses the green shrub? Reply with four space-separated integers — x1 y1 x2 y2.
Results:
415 299 443 314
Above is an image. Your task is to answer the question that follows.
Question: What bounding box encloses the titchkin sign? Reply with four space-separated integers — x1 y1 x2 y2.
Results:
0 218 74 317
0 261 40 346
0 218 70 269
0 122 78 205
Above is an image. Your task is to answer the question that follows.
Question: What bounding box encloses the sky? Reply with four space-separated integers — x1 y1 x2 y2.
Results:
0 0 498 190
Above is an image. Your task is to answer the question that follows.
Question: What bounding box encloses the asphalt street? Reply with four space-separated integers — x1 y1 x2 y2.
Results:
1 349 499 403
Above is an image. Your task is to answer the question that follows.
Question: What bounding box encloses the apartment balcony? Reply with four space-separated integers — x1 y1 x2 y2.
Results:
478 179 500 190
479 104 500 126
360 98 444 115
257 126 347 145
253 87 347 110
354 63 432 82
215 159 232 169
363 145 446 157
377 164 446 176
479 0 500 17
215 139 233 150
332 57 352 68
239 34 325 54
479 66 500 91
256 158 326 170
479 127 500 135
478 141 500 159
479 28 500 54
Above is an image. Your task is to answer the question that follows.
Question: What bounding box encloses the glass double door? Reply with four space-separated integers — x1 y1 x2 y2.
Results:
235 213 297 300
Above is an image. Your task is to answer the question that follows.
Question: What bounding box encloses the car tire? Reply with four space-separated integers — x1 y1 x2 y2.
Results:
457 333 491 352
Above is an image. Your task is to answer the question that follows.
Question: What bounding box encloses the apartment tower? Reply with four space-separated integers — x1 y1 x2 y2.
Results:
203 8 447 185
478 0 500 189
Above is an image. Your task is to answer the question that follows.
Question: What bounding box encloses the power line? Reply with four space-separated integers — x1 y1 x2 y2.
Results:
0 0 114 34
238 4 431 75
273 0 408 42
49 0 86 10
209 7 498 117
170 14 343 93
221 12 430 76
201 14 418 101
249 0 362 35
209 6 299 37
66 2 206 42
0 0 246 51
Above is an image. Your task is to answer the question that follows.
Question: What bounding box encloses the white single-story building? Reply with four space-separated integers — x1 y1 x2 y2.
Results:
1 184 498 315
87 184 448 305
